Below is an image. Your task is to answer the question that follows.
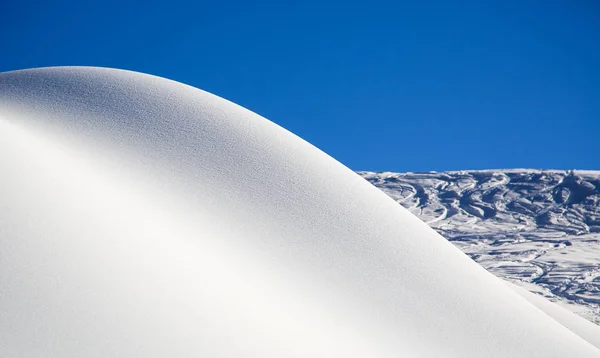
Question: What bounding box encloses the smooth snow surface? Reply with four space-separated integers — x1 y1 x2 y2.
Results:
507 282 600 350
1 67 599 357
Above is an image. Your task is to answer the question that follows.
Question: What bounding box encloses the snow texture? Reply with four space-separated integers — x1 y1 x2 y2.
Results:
361 170 600 325
1 67 599 357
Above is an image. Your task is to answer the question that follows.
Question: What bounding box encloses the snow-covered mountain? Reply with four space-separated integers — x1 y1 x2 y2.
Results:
361 169 600 324
2 67 600 357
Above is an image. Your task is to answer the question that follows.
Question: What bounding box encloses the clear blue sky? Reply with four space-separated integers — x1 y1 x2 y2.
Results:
1 1 599 172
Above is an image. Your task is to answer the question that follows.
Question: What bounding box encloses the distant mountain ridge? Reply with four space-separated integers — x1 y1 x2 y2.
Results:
360 169 600 324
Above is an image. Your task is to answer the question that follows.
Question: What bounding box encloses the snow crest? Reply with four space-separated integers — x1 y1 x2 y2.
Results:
1 67 599 357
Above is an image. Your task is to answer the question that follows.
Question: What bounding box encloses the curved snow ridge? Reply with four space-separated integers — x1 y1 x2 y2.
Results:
1 67 599 357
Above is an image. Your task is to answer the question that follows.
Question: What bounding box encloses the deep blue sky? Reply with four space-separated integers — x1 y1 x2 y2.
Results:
1 1 599 172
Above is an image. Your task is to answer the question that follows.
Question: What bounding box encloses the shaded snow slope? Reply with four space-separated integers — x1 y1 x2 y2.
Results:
1 67 599 357
507 281 600 349
361 170 600 324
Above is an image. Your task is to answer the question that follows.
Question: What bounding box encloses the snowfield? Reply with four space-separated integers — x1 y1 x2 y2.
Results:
1 67 599 357
361 170 600 324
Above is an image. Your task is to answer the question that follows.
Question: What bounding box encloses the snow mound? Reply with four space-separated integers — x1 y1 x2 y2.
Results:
1 67 599 357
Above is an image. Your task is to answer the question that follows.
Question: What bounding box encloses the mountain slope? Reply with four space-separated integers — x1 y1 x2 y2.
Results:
1 67 599 357
360 169 600 324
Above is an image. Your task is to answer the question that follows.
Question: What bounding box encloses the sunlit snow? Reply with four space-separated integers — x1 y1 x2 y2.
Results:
361 170 600 324
1 67 599 357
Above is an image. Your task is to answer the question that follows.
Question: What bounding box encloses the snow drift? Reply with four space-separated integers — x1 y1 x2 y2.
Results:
0 67 598 357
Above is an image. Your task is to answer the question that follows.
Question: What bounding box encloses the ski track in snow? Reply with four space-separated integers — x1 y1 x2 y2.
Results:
360 169 600 324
